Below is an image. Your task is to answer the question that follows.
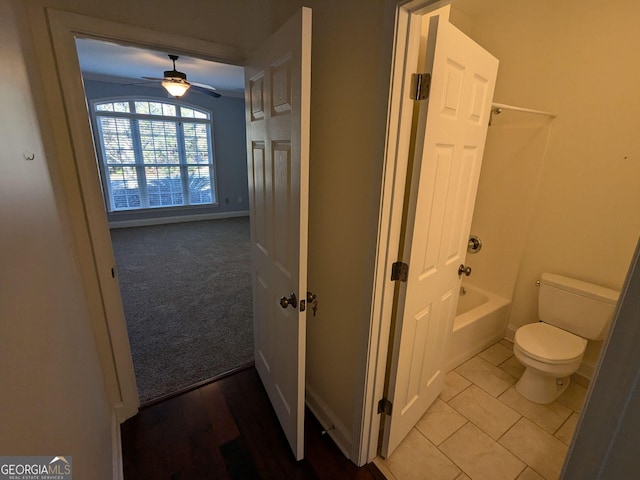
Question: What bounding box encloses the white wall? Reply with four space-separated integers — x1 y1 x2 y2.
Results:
452 0 640 374
0 1 114 478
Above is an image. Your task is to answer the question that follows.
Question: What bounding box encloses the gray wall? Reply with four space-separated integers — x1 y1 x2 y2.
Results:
82 79 249 224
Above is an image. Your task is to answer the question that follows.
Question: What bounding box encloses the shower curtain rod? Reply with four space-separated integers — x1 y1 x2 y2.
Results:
491 102 557 118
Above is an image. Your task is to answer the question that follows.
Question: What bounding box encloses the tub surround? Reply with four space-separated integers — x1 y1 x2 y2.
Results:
445 283 510 372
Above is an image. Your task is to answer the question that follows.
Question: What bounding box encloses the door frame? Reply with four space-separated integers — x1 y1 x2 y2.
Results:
39 9 245 422
357 0 452 465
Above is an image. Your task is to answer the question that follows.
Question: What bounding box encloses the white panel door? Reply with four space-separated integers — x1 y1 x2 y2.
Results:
244 7 311 461
381 15 498 457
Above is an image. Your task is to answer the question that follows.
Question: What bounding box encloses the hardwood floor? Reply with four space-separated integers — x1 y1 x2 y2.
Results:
121 367 385 480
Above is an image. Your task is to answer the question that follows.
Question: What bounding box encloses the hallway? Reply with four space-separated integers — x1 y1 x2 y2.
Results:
121 367 385 479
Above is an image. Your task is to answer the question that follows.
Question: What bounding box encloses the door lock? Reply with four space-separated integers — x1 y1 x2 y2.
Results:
307 292 318 316
279 292 297 309
458 264 472 277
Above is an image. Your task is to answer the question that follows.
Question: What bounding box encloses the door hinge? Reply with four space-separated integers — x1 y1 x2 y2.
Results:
378 398 393 416
410 72 431 101
391 261 409 282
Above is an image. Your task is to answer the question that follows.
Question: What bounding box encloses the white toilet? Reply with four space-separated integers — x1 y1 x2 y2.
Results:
513 273 619 404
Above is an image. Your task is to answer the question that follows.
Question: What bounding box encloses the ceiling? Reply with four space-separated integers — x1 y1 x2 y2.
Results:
74 2 505 98
75 37 245 97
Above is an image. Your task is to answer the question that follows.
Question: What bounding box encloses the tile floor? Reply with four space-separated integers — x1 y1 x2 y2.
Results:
376 340 589 480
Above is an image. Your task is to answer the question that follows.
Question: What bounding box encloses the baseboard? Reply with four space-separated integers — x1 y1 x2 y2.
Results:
505 323 518 342
305 384 352 459
576 361 595 381
108 210 249 229
112 409 123 480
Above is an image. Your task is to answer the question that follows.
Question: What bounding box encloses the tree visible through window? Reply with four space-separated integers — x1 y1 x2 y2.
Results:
93 99 216 212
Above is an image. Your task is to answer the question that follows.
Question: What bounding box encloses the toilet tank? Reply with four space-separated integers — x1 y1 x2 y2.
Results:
538 273 619 340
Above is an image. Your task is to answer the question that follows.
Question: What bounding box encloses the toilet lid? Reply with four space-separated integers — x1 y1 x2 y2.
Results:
515 322 587 364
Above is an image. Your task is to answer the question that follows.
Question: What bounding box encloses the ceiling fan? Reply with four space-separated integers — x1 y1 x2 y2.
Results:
143 54 221 98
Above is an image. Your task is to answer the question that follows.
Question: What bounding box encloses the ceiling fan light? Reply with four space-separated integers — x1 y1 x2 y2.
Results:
162 79 190 97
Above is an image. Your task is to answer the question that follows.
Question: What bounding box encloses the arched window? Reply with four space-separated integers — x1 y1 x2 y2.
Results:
92 98 216 212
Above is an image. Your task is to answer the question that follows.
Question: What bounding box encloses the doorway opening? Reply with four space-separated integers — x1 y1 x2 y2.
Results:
45 8 314 462
74 37 254 404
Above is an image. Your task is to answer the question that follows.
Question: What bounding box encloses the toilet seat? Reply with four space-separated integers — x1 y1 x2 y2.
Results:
515 322 587 364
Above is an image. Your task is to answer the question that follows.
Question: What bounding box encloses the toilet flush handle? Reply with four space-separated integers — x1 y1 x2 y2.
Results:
458 264 472 277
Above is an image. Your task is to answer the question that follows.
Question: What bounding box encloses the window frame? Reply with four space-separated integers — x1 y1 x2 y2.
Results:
89 96 219 214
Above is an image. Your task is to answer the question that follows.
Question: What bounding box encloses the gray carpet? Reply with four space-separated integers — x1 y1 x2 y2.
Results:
110 217 253 403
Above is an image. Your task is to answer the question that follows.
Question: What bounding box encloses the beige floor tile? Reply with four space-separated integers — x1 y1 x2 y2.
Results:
499 338 514 349
516 467 545 480
381 428 460 480
499 356 526 379
499 418 568 480
440 423 526 480
498 386 572 434
557 381 588 412
455 356 516 397
386 349 571 480
449 384 521 440
479 343 513 366
440 371 472 402
416 398 467 445
555 412 580 445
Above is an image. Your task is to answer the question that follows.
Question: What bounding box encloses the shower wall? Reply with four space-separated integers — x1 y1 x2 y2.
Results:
462 117 551 301
449 7 553 308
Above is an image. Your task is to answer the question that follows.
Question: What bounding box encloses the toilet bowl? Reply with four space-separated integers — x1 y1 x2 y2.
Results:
512 273 618 404
513 322 586 404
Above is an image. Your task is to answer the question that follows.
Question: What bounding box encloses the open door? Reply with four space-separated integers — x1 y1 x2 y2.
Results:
381 12 498 457
244 7 311 460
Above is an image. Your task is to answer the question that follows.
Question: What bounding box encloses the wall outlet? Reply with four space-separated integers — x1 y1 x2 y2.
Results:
238 196 243 203
225 198 230 204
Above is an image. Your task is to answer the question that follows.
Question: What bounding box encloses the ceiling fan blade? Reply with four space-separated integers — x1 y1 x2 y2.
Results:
142 76 166 81
190 85 221 98
190 81 217 91
123 81 157 87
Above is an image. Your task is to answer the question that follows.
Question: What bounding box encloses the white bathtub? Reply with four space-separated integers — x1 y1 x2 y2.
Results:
444 284 511 371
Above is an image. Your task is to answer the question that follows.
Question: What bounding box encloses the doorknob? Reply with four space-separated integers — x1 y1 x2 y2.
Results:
280 292 297 309
458 264 472 277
